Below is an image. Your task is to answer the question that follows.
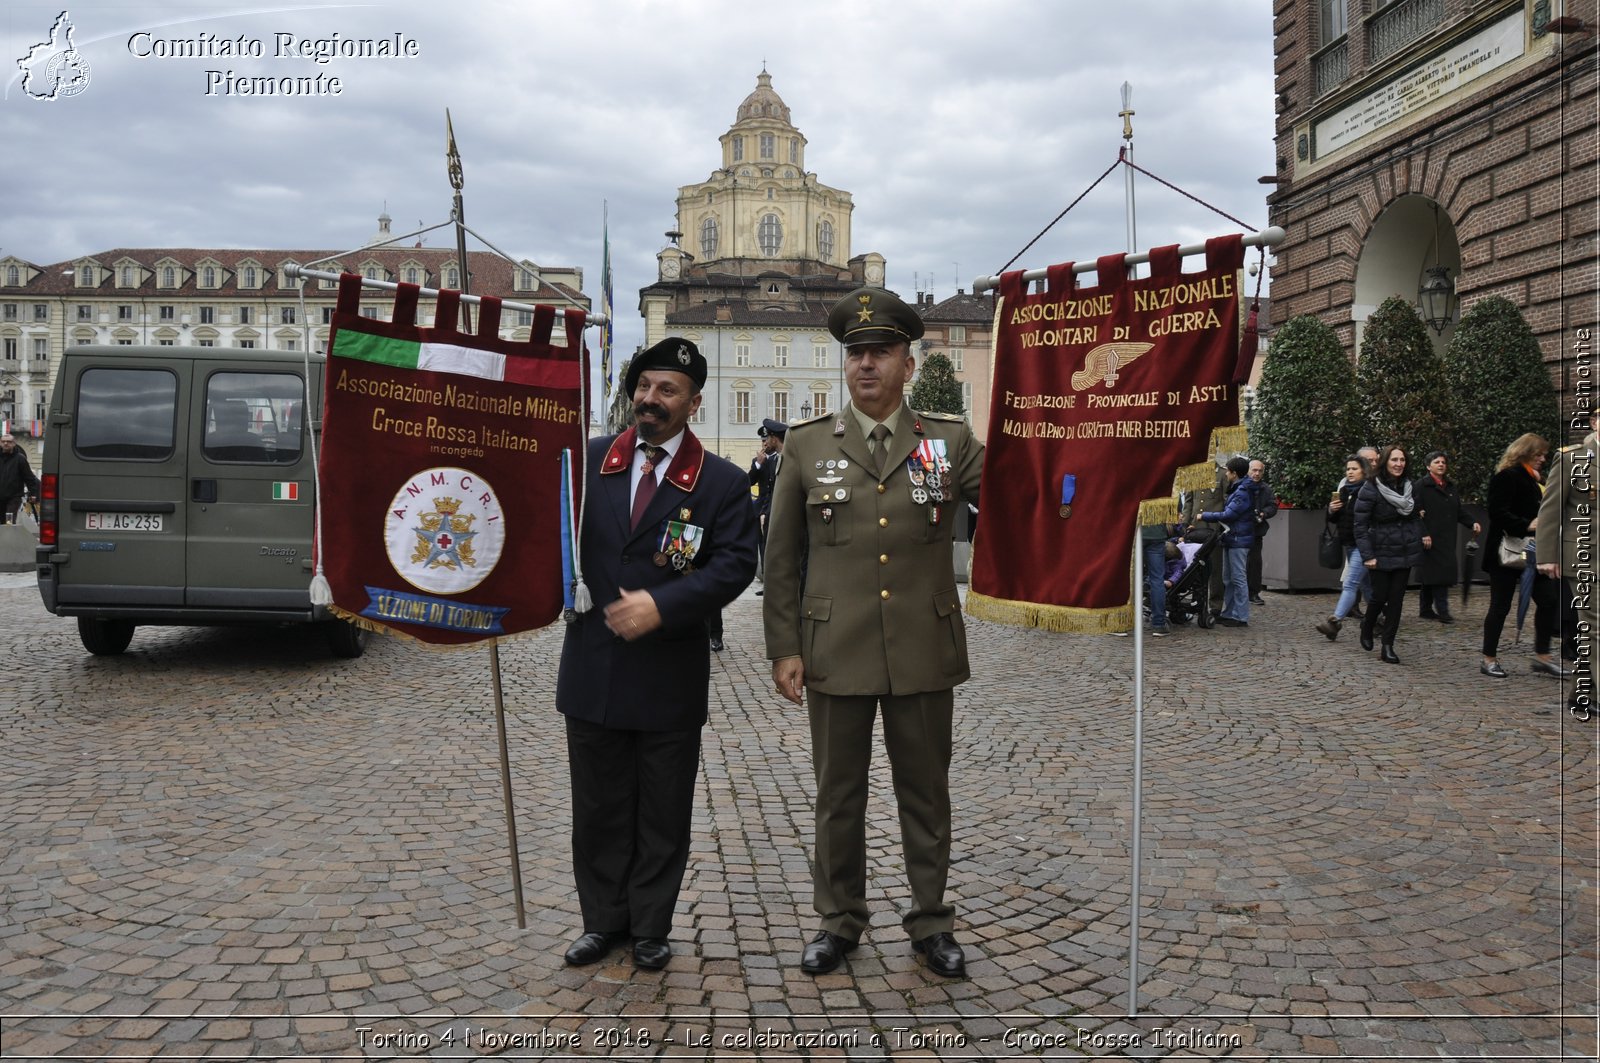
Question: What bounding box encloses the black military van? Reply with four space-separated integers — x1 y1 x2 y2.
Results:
36 345 366 657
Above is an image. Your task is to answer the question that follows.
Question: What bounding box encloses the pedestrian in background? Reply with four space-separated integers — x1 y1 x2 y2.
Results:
555 338 758 971
1537 409 1600 714
1412 450 1480 624
0 432 40 525
1245 458 1278 605
1316 455 1368 641
1354 444 1426 664
1479 433 1564 680
1197 456 1255 627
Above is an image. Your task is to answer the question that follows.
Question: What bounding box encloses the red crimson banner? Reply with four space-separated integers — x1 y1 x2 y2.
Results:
317 274 586 644
968 236 1247 632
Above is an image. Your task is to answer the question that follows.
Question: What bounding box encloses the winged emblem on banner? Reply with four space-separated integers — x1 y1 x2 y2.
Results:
1071 342 1155 391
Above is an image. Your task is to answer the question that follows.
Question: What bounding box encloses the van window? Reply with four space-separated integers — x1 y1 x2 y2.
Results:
203 371 305 464
75 368 178 460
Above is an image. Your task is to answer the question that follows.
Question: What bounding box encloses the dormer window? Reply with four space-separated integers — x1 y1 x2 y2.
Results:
5 266 17 286
243 266 257 288
407 267 419 284
79 266 93 287
120 266 134 287
162 266 176 288
447 268 460 288
202 266 216 288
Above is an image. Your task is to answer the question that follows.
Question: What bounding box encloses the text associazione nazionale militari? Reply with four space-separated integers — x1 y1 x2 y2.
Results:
126 30 421 96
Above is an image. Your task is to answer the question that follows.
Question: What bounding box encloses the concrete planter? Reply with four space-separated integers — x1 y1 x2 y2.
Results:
1261 506 1342 591
0 525 37 573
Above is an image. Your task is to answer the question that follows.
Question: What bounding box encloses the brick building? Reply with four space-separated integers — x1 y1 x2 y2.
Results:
916 290 997 442
1266 0 1597 427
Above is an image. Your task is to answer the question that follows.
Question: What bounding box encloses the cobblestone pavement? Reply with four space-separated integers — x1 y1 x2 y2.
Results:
0 571 1595 1061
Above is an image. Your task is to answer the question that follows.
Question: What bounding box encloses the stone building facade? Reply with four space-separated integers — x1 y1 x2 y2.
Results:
0 214 588 460
1266 0 1597 426
637 71 893 464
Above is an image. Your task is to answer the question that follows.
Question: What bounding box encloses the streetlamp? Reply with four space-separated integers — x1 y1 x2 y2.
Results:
1417 266 1455 334
800 401 811 419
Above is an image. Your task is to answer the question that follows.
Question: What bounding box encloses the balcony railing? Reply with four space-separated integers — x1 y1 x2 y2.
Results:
1313 37 1351 97
1369 0 1444 64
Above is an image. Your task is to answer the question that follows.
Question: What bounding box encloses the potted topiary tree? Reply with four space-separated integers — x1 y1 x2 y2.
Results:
1251 314 1364 589
1357 295 1453 462
1442 296 1561 505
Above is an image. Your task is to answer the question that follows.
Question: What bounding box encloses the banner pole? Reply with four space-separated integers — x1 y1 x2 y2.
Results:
970 226 1286 294
1127 521 1146 1016
448 107 529 930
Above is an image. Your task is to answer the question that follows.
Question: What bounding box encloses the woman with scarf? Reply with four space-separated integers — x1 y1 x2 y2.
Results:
1479 433 1566 680
1353 444 1427 664
1412 450 1481 624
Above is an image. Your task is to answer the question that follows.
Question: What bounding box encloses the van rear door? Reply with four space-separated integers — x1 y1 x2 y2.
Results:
186 362 317 611
54 359 191 608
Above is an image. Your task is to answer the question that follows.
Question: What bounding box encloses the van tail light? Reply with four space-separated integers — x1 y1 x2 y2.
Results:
39 473 56 547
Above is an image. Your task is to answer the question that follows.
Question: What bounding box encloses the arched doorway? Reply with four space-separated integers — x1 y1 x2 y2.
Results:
1352 193 1461 357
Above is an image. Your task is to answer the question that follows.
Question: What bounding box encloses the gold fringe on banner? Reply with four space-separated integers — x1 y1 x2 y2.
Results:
1136 496 1180 527
1172 424 1250 495
966 590 1133 634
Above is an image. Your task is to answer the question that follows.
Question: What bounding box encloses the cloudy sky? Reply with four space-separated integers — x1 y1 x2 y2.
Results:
2 0 1277 359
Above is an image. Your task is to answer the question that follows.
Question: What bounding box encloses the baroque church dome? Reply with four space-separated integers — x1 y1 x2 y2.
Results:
735 70 791 126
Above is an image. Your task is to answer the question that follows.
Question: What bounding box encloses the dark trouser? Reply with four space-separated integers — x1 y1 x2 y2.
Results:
1481 566 1560 658
1417 584 1454 619
705 611 723 640
1361 567 1408 646
807 689 955 943
2 495 21 524
1247 538 1264 597
565 716 702 939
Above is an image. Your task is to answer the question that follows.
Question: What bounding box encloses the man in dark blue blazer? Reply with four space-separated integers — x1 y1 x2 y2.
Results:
555 337 758 971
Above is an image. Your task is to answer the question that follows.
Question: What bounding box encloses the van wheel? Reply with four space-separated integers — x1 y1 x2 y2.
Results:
79 617 135 655
325 619 369 659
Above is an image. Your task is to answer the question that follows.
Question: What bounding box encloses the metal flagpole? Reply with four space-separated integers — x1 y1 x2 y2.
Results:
447 108 528 931
1121 81 1147 1019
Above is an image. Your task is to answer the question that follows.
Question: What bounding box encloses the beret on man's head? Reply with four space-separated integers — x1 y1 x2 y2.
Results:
827 287 924 348
625 337 707 396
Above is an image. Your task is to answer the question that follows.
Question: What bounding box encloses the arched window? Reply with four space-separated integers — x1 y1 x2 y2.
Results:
407 268 419 284
80 266 93 286
447 268 460 289
202 266 215 287
758 213 783 256
365 266 377 280
817 220 835 260
162 266 175 288
243 266 257 288
700 217 719 258
5 265 18 286
120 266 133 287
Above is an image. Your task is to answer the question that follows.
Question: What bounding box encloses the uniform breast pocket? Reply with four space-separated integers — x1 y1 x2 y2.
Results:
807 485 852 546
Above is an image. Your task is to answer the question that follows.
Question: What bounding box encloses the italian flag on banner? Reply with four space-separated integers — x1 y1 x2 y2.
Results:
968 236 1247 634
317 273 586 645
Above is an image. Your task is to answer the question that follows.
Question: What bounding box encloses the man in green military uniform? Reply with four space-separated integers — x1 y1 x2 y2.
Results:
763 286 983 979
1536 408 1599 718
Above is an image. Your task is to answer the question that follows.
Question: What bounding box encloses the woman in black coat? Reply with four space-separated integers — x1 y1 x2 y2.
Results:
1354 444 1427 664
1412 450 1481 624
1479 433 1564 679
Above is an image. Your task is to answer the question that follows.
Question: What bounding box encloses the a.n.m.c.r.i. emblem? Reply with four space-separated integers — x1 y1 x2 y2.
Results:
385 467 505 595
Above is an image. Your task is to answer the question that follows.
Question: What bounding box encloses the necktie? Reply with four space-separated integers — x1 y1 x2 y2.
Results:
868 424 890 478
631 444 665 530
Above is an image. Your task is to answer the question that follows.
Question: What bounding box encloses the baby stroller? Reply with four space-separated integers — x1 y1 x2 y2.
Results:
1155 525 1220 629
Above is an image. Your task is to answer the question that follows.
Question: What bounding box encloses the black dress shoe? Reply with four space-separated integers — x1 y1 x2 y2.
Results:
1380 643 1400 664
709 637 724 652
1359 630 1374 652
632 937 671 970
800 930 856 975
1437 613 1455 625
912 932 967 978
564 931 626 966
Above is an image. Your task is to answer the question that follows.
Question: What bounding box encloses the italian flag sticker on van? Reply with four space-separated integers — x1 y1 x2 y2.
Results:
272 482 300 501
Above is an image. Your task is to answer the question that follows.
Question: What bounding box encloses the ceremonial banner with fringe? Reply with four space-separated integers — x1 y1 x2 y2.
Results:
968 236 1247 632
318 273 585 645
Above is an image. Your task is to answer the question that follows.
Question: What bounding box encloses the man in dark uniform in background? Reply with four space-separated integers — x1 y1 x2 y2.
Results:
763 287 983 980
748 417 787 595
0 432 40 525
555 338 758 970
